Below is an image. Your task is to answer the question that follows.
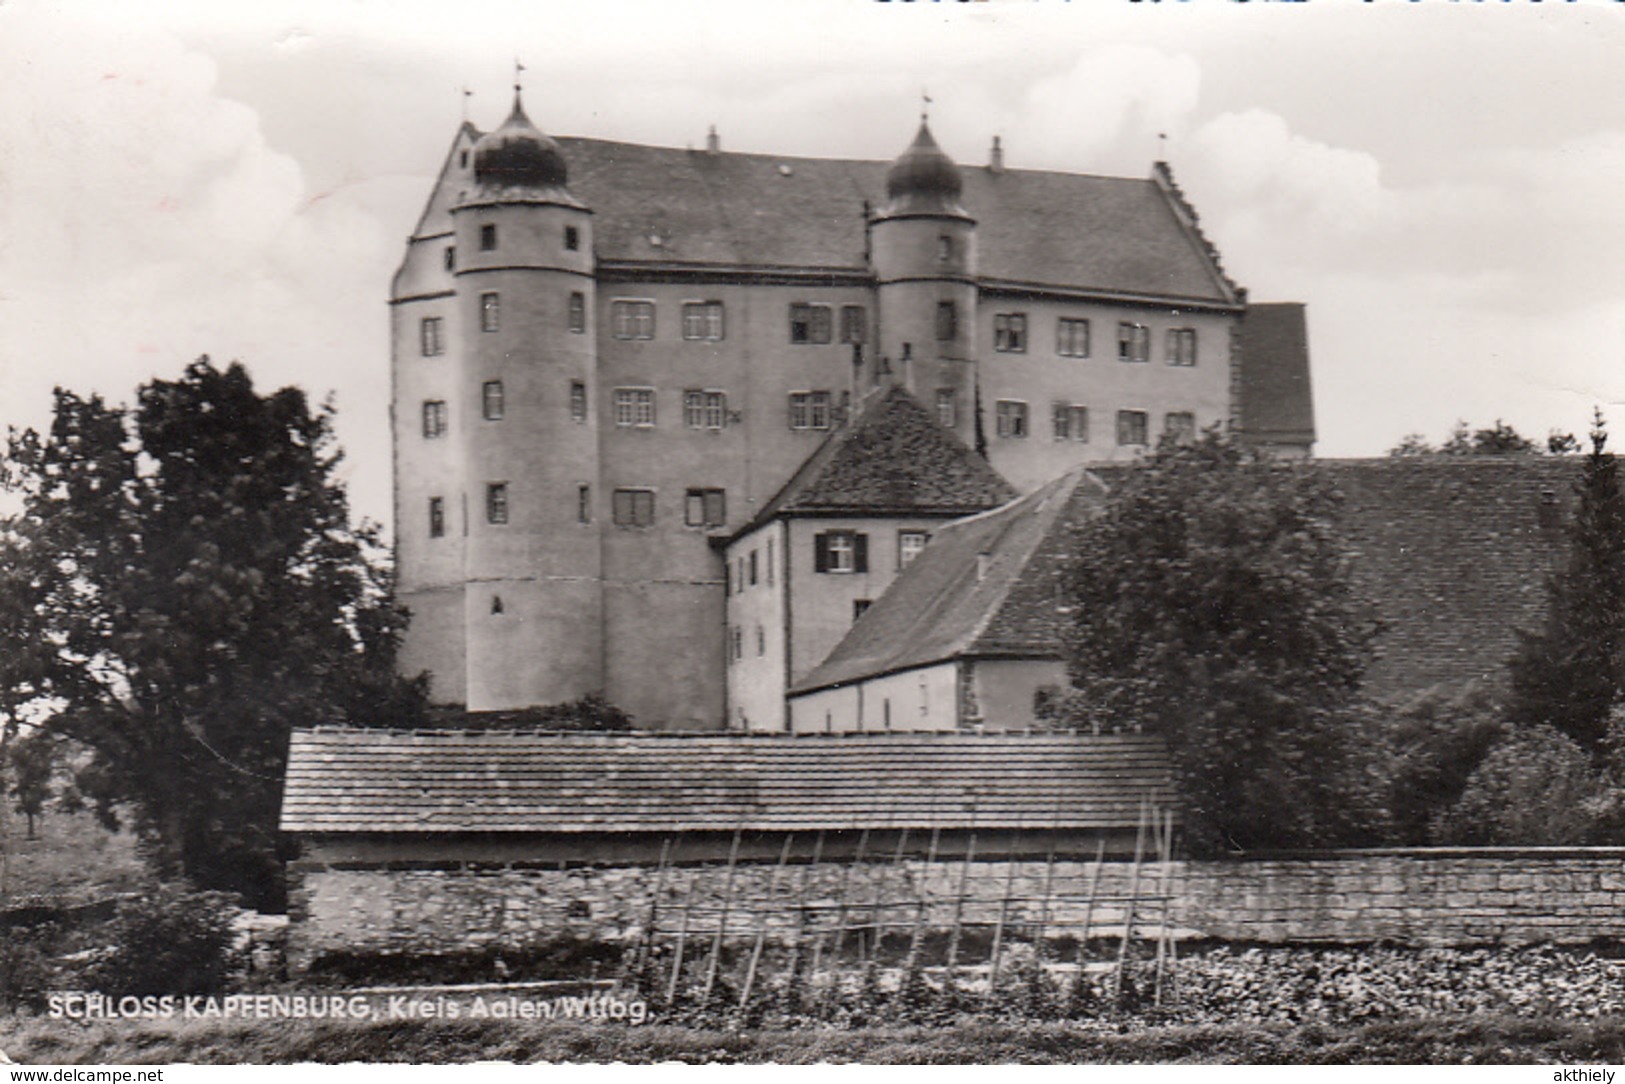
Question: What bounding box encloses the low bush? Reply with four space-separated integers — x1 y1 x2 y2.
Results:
85 886 240 996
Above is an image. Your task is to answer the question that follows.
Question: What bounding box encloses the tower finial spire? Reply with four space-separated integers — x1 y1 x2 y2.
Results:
461 85 473 124
921 88 932 124
514 57 526 103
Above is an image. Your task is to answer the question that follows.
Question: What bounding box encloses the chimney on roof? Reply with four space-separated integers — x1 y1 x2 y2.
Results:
989 135 1004 174
706 124 720 154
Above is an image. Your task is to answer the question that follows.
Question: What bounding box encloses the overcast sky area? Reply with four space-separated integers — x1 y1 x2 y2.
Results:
4 0 1625 530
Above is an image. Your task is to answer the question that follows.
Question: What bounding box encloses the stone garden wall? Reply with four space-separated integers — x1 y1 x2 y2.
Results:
285 848 1625 971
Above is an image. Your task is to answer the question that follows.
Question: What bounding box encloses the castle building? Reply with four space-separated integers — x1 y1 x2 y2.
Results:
390 91 1314 729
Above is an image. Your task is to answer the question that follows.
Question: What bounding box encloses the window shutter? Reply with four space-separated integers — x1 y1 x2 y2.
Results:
853 533 868 573
814 533 830 573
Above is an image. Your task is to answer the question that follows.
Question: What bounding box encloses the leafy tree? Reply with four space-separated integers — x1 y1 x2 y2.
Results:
1388 418 1567 457
1507 411 1625 753
0 358 427 910
1056 432 1384 853
1383 681 1509 845
7 730 56 840
448 693 636 731
1435 726 1620 845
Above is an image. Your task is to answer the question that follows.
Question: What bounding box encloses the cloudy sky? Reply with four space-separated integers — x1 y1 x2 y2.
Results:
4 0 1625 529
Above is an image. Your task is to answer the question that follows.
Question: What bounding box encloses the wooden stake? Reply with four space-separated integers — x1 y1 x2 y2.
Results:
741 833 794 1010
944 828 978 974
1114 798 1150 998
827 826 870 964
1153 807 1175 1007
700 826 744 1005
987 834 1022 995
665 864 697 1005
863 826 910 961
903 825 941 975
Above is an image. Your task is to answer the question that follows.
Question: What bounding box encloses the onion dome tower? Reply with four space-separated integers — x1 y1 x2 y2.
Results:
868 113 979 441
450 78 603 712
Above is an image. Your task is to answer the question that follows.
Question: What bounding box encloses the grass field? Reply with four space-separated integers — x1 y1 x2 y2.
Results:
3 1012 1625 1064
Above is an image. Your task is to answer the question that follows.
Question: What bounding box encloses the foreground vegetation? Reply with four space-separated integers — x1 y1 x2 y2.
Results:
4 1012 1625 1064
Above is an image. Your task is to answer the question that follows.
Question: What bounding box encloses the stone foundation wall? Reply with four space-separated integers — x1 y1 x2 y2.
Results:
285 849 1625 971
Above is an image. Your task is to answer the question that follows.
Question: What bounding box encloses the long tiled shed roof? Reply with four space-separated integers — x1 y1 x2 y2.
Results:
741 386 1016 535
280 729 1173 835
792 470 1106 693
420 132 1241 306
798 456 1582 704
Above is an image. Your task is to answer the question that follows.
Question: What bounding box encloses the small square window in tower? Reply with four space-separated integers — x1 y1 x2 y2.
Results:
481 292 500 333
569 381 588 422
568 292 586 334
577 484 591 524
564 225 580 251
1118 322 1150 363
935 388 958 428
480 224 497 251
789 303 832 344
444 247 456 271
936 301 957 342
994 313 1027 353
428 496 445 538
682 302 725 341
814 530 868 574
486 483 509 525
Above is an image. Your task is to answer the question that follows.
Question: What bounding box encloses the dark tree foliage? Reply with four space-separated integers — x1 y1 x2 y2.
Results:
1057 432 1384 853
1507 411 1625 754
445 693 636 731
1389 419 1573 458
7 730 56 839
1384 681 1509 845
0 358 428 910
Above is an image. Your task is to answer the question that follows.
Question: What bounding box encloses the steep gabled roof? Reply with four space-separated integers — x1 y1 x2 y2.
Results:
791 469 1107 694
411 134 1243 307
280 729 1174 834
1236 303 1316 444
737 385 1016 537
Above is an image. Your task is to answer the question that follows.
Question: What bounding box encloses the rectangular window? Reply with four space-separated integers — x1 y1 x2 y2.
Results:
1118 322 1151 363
420 316 444 357
444 247 455 271
789 303 833 344
682 301 725 341
814 530 868 574
749 549 759 585
840 305 867 344
994 313 1028 353
577 484 591 524
1167 327 1198 366
756 625 766 656
935 388 957 429
935 301 957 342
486 483 509 525
731 625 744 664
481 292 500 333
684 488 726 528
995 400 1028 439
612 488 655 528
612 300 655 340
421 400 447 439
480 224 497 251
568 292 586 334
564 225 580 251
1051 404 1087 443
482 380 504 421
684 390 726 430
1057 317 1090 358
1164 411 1197 443
853 599 873 621
613 387 656 428
428 496 445 538
1117 409 1150 446
788 391 832 430
569 380 588 422
766 538 775 585
898 530 930 569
